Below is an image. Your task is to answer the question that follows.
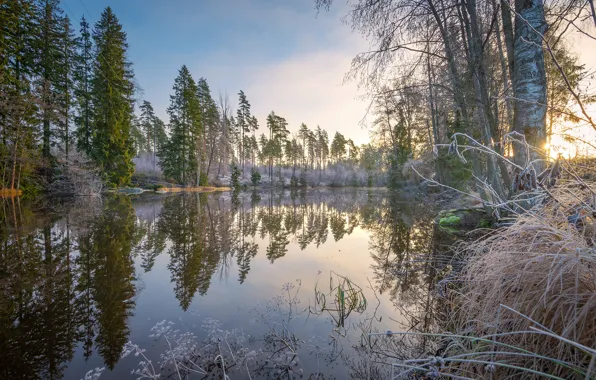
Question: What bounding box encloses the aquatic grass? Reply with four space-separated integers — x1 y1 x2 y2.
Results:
312 271 368 330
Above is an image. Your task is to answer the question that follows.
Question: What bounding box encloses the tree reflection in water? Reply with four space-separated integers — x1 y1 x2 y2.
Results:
0 190 443 379
0 196 137 378
345 194 452 379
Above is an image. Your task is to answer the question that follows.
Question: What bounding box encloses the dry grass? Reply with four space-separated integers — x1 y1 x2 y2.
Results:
444 179 596 379
0 188 23 197
160 186 231 193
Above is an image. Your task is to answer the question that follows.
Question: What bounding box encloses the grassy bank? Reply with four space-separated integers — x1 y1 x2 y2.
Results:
0 189 23 197
404 177 596 379
158 186 231 193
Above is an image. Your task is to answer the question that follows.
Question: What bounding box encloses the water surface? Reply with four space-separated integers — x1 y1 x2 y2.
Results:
0 189 441 379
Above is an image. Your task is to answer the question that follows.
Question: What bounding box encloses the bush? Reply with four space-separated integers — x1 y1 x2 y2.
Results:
250 167 261 188
199 172 209 186
230 163 241 191
48 150 104 196
435 151 472 190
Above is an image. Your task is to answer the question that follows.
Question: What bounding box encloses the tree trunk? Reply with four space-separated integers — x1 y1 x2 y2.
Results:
501 0 515 80
512 0 548 170
462 0 507 199
426 53 442 184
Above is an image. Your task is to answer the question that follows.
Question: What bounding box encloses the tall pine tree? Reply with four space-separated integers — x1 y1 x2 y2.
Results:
197 78 218 185
139 100 155 153
90 7 135 186
0 0 40 190
74 16 93 157
236 90 254 175
56 15 76 160
36 0 65 164
159 65 201 185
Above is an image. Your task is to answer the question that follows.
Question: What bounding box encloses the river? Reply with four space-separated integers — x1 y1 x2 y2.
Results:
0 189 444 379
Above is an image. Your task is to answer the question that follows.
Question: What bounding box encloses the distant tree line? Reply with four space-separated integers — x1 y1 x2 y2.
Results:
1 2 386 193
154 66 387 187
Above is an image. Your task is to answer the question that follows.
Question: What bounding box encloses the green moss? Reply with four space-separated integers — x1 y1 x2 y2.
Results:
439 215 461 226
478 218 493 228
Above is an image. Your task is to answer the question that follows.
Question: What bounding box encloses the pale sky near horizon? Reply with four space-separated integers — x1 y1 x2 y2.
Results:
59 0 596 154
552 31 596 158
60 0 373 145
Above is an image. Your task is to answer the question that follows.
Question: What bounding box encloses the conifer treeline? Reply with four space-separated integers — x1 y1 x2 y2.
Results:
1 2 137 189
156 66 378 186
1 2 380 192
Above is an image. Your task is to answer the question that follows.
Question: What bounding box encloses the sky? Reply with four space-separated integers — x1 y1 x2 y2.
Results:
60 0 373 145
549 31 596 158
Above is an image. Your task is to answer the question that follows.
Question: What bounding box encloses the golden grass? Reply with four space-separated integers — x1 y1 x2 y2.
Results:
159 186 231 193
0 188 23 197
446 180 596 379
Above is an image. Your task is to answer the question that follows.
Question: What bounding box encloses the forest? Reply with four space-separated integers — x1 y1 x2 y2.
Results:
0 2 391 196
1 0 595 198
2 0 596 379
314 0 596 207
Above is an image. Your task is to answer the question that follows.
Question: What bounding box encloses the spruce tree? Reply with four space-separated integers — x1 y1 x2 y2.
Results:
130 114 145 156
0 0 40 190
74 16 93 156
36 0 65 163
90 7 136 186
56 15 76 160
139 100 166 174
273 113 289 178
139 100 156 153
197 78 218 184
159 65 201 185
152 117 167 153
330 132 347 163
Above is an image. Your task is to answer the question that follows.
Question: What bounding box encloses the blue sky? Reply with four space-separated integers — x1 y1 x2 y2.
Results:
60 0 372 144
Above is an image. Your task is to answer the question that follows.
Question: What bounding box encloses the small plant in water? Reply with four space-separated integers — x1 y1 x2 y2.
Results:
311 271 367 332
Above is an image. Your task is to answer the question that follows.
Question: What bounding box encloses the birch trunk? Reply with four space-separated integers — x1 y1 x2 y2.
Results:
512 0 548 169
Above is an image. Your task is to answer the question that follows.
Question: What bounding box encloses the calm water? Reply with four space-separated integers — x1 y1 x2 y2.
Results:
0 189 441 379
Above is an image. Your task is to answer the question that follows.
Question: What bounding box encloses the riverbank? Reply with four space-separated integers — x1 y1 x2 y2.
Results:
0 188 22 197
113 186 231 195
391 175 596 378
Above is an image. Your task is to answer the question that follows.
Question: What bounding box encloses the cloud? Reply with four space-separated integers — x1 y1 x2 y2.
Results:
123 0 373 145
244 44 372 145
188 4 373 144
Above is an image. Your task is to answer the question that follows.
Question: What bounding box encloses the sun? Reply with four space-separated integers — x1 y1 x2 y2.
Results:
547 124 596 160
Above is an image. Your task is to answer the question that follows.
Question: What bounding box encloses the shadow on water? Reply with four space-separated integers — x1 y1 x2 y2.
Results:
0 189 452 379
